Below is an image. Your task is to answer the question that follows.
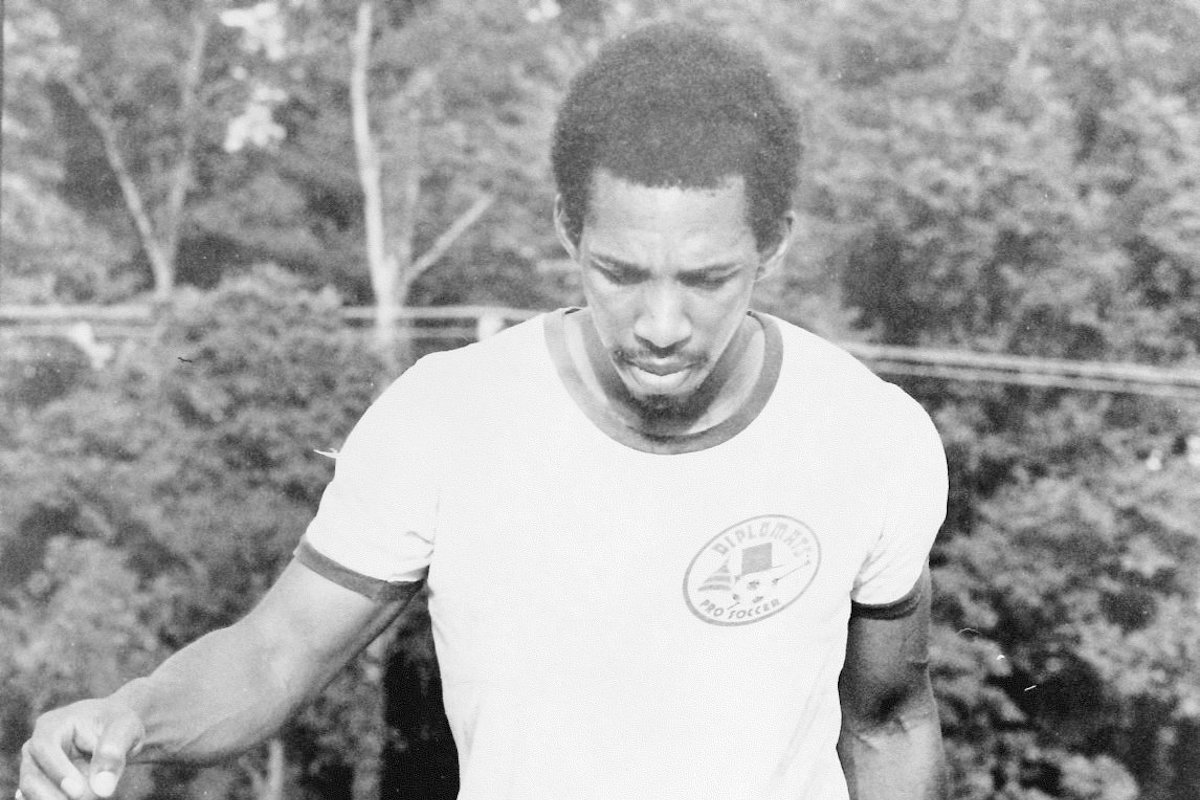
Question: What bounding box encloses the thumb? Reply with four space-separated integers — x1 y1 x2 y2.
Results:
87 714 143 798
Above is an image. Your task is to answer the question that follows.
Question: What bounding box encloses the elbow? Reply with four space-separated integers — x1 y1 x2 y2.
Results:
841 670 938 736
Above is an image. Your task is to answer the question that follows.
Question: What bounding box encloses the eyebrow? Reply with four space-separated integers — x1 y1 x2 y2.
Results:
590 253 742 275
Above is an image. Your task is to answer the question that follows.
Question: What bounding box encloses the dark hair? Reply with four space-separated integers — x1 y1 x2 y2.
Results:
551 22 802 250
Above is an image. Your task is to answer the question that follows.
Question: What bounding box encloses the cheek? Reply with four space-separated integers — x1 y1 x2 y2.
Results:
581 289 631 348
695 288 754 338
582 280 635 321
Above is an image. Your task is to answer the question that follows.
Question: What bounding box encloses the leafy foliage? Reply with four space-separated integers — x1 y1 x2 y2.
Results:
785 1 1200 795
0 268 387 798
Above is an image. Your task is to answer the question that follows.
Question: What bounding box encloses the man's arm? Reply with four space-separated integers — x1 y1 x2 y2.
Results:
837 566 947 800
19 559 420 800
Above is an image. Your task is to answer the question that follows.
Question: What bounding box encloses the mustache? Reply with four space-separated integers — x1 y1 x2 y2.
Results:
611 347 709 368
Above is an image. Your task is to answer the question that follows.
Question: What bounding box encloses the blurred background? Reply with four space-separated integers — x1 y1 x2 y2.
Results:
3 0 1200 798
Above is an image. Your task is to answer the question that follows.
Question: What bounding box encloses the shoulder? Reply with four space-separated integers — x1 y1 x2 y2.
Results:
360 312 558 437
768 315 882 389
335 315 554 469
766 314 933 428
376 312 550 399
411 311 550 383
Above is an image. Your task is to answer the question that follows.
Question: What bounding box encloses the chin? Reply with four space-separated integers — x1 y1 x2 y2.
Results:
629 389 703 421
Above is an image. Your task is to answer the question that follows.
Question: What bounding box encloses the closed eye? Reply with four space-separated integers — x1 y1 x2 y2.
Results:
679 270 738 289
592 260 648 286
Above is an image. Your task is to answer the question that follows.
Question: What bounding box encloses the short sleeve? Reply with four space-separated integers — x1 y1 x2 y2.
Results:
298 355 448 594
850 390 947 615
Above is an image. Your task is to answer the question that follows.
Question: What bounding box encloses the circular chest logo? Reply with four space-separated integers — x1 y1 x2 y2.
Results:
683 515 820 626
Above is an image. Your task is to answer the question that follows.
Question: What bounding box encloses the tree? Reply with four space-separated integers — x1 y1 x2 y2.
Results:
7 0 243 302
0 267 390 800
349 0 494 359
1 0 132 303
207 0 586 358
790 0 1200 795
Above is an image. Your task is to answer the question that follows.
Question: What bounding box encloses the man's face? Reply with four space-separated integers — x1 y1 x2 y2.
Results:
559 170 784 415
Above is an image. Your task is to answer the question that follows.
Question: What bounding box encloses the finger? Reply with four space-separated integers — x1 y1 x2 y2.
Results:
87 772 117 800
19 770 72 800
22 739 86 800
19 743 73 800
86 714 143 798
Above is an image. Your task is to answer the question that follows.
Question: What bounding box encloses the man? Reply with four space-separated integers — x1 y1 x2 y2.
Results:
17 22 948 800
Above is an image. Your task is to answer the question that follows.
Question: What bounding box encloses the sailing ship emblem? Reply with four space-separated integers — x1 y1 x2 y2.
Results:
684 515 820 626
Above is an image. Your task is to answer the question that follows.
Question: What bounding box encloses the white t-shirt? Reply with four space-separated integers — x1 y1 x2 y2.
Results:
300 309 947 800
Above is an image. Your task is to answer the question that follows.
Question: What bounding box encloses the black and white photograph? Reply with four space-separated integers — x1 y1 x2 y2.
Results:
3 1 1199 799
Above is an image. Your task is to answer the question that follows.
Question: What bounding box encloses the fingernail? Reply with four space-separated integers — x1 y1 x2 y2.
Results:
60 774 86 798
91 771 119 798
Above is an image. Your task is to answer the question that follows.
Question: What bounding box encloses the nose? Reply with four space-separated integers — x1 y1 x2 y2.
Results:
634 282 692 353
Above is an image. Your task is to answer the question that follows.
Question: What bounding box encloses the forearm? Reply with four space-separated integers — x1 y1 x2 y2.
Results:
837 682 947 800
109 621 318 764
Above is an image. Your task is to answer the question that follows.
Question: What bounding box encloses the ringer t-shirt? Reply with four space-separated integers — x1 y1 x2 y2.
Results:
299 309 947 799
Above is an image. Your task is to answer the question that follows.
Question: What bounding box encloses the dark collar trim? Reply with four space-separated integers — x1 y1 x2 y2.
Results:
544 308 783 455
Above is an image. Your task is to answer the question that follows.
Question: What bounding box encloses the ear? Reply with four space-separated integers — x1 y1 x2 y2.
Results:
756 211 795 281
553 195 581 262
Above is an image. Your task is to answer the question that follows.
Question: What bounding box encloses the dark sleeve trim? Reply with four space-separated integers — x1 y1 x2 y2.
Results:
294 539 422 603
850 577 924 620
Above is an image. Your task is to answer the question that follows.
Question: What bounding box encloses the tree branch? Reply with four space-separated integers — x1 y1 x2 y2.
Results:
410 193 495 277
62 76 172 297
162 10 213 269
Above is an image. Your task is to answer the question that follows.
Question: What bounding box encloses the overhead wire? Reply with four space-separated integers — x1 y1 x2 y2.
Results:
3 305 1200 401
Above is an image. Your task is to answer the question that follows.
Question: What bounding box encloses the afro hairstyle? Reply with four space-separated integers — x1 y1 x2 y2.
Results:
551 22 802 250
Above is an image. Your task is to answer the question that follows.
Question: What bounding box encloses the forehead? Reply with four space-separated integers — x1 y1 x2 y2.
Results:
584 170 755 258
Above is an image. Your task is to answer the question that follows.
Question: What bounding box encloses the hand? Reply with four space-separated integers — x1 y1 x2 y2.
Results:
18 698 145 800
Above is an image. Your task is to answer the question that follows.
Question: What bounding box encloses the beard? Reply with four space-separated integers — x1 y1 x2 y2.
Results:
624 379 715 428
609 347 714 426
631 391 691 417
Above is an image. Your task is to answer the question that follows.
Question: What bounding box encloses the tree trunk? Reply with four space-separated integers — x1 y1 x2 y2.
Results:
1171 718 1200 800
351 628 397 800
350 1 494 372
380 92 422 369
63 77 176 301
159 10 213 295
265 738 285 800
350 0 398 364
245 737 286 800
61 8 211 304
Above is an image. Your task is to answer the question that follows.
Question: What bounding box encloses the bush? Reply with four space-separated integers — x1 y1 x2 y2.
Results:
0 266 388 799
